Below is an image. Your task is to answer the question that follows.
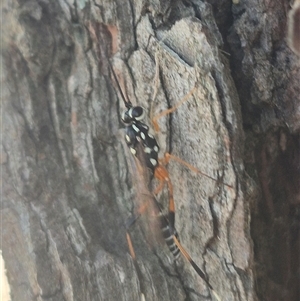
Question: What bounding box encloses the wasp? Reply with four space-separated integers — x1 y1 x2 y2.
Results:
108 53 223 301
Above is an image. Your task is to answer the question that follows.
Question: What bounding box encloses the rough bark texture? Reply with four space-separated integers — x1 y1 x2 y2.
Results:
1 1 299 301
225 1 300 300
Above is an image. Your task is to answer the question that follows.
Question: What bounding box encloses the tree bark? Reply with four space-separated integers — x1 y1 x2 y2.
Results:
1 1 299 301
226 1 300 301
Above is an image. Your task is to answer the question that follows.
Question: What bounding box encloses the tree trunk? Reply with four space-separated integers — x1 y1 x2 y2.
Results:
1 1 299 301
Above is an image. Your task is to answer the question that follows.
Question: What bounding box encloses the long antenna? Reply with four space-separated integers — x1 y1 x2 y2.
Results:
107 58 132 108
97 25 131 109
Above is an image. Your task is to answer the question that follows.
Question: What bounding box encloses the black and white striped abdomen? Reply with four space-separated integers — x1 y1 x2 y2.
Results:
159 213 181 260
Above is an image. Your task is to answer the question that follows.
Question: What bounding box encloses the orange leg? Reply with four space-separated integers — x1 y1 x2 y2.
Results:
125 230 146 301
126 168 221 300
153 151 233 238
152 87 196 132
172 235 221 301
153 151 216 234
151 78 233 189
165 152 233 188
